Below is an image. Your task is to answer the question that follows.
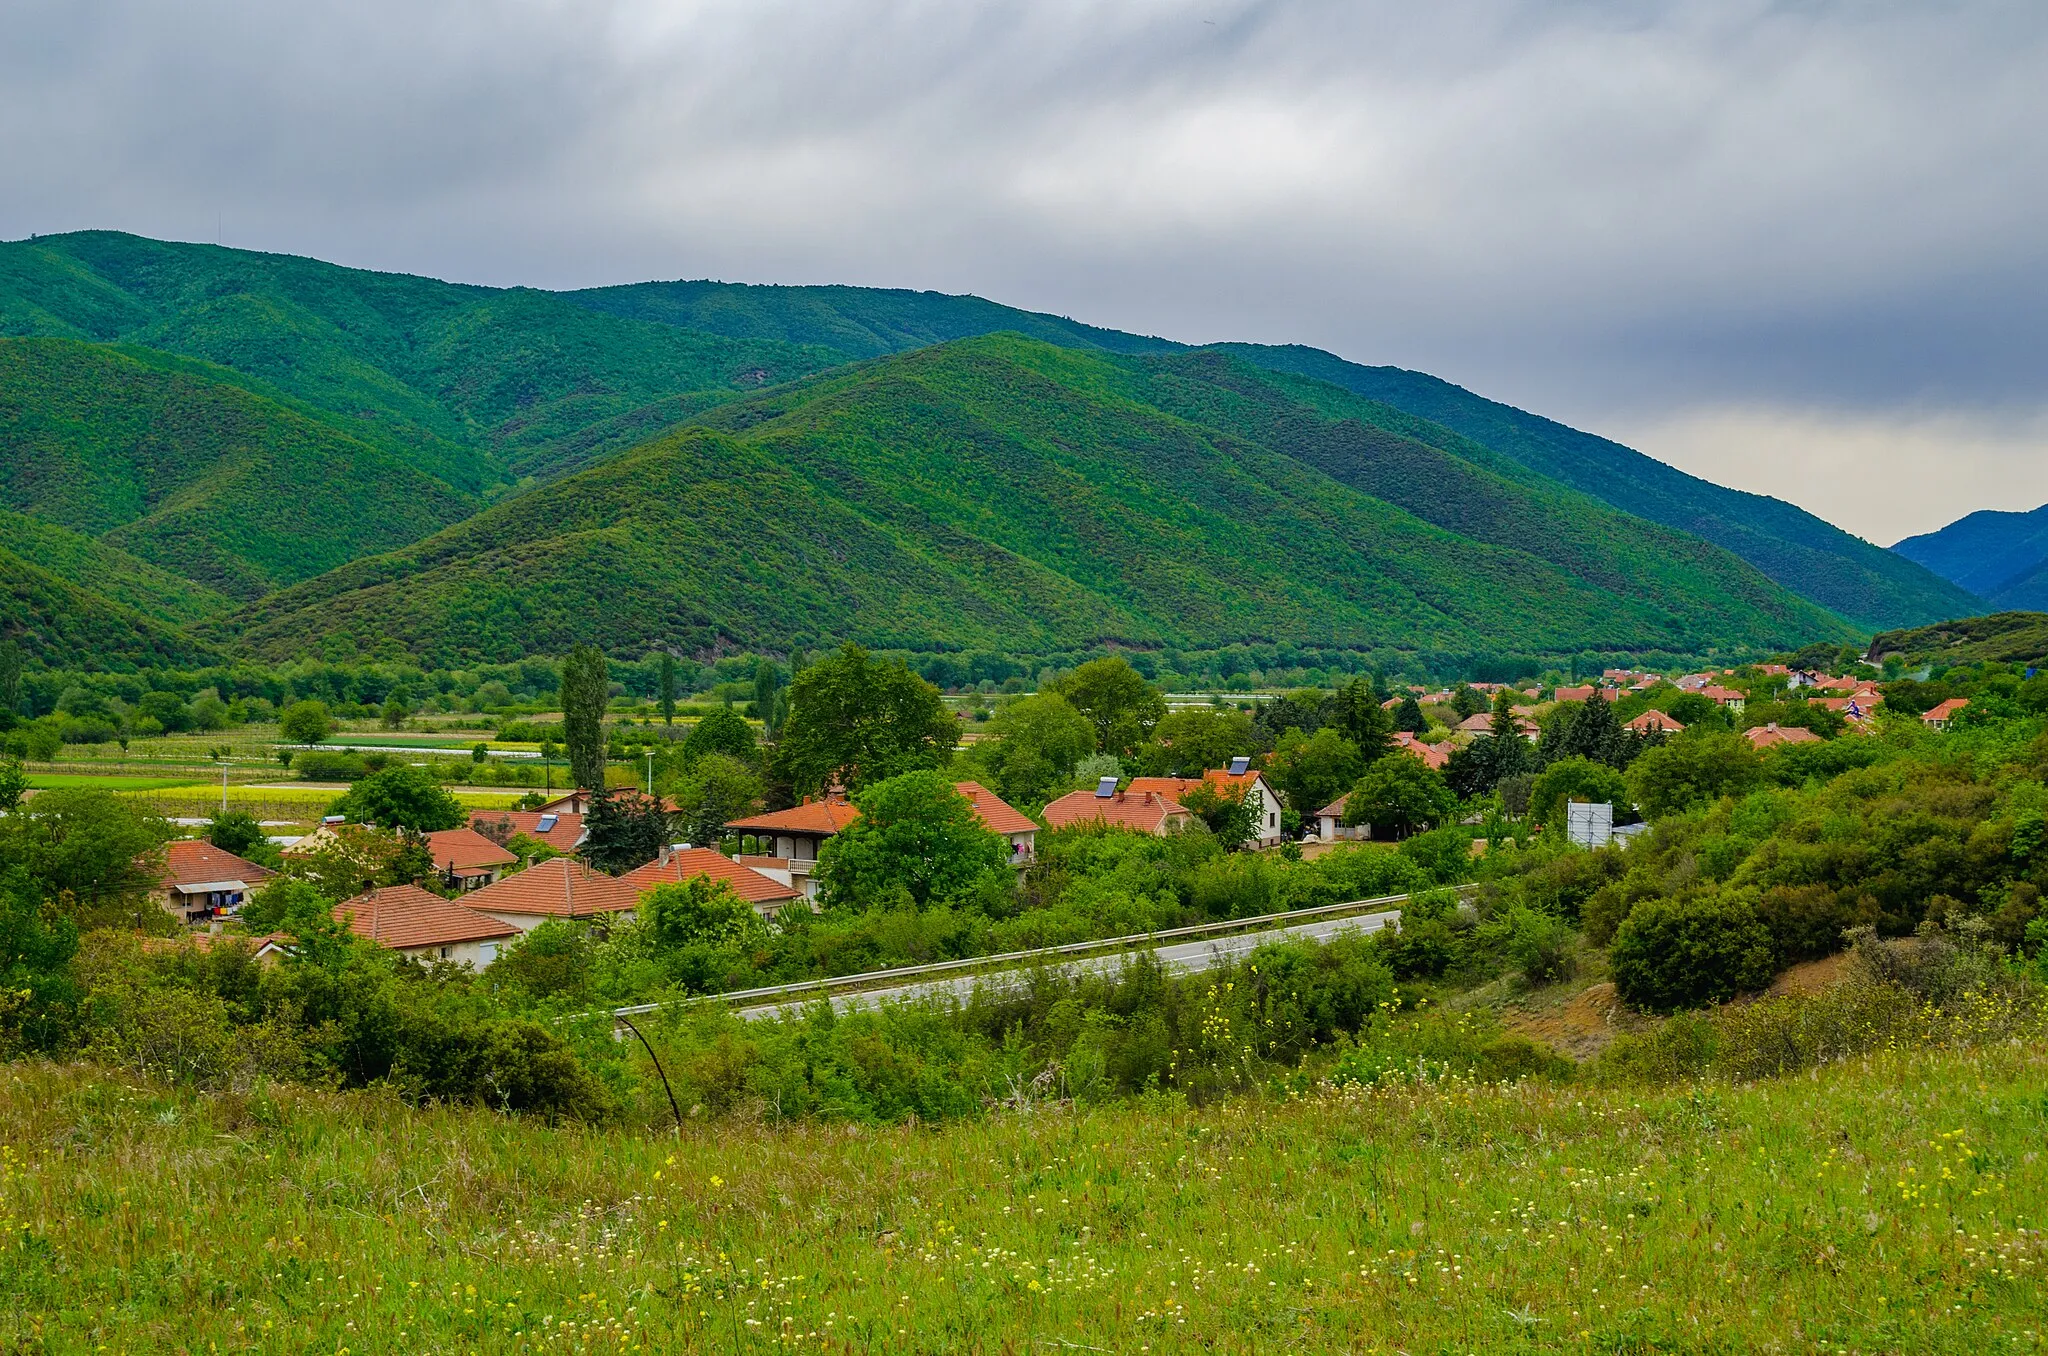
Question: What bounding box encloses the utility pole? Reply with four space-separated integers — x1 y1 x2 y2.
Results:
645 750 654 796
220 758 229 815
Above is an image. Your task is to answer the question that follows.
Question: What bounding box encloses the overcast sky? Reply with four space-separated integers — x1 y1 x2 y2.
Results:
7 0 2045 543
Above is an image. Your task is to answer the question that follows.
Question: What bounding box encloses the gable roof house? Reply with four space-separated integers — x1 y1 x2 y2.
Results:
334 884 517 969
1743 722 1822 749
470 809 587 854
1626 709 1686 735
1390 731 1451 770
423 827 517 891
1921 697 1970 731
1698 685 1748 711
1313 793 1368 843
1041 784 1196 836
1128 759 1283 847
619 846 807 919
155 839 275 927
725 784 1039 896
461 857 645 932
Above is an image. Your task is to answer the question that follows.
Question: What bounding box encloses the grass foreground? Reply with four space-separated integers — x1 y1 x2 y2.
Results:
3 1043 2043 1352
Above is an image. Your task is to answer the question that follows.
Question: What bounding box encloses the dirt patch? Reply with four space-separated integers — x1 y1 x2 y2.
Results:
1762 951 1853 998
1501 981 1654 1061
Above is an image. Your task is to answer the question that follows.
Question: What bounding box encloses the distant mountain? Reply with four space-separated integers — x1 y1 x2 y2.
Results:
0 231 845 483
1893 504 2048 605
224 336 1850 667
558 280 1972 631
0 338 478 598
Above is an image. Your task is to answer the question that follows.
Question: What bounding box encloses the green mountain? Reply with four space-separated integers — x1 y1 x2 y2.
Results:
0 337 479 598
0 505 229 626
224 336 1850 666
566 278 1966 631
0 231 846 483
1866 611 2048 667
0 545 219 669
1892 504 2048 605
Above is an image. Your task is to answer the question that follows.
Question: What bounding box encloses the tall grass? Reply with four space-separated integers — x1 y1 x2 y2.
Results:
3 1039 2043 1351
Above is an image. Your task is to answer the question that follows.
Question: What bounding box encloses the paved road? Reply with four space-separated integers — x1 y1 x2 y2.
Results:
733 907 1401 1021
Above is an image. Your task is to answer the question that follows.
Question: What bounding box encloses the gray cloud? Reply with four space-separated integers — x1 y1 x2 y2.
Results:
5 0 2045 538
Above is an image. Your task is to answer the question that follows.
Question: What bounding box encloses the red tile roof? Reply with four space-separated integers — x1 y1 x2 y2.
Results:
1455 712 1495 733
1552 685 1596 702
726 798 863 836
1127 768 1269 803
461 857 643 919
334 884 516 950
1626 709 1686 734
1389 732 1451 770
1699 685 1747 704
1315 793 1350 819
1744 722 1822 748
160 839 274 891
1921 698 1970 724
469 810 586 853
953 781 1038 836
424 827 517 874
1041 788 1194 835
618 848 803 906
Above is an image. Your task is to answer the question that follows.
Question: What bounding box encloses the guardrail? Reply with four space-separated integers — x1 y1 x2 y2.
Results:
608 884 1475 1022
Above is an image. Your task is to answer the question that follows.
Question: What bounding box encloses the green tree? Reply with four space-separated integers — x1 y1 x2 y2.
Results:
1050 657 1166 759
673 753 763 846
1139 707 1255 777
1539 696 1633 768
1344 755 1457 839
683 707 757 767
1527 757 1630 828
1611 893 1775 1012
1329 678 1394 762
659 652 677 727
1450 684 1487 720
0 789 170 929
814 770 1007 909
971 692 1096 807
1179 781 1261 851
471 742 489 765
330 766 465 832
1392 696 1427 734
0 759 27 813
1265 726 1364 818
1626 733 1767 820
581 788 670 875
206 811 266 858
278 699 332 745
0 867 80 1054
775 643 956 795
381 693 410 729
559 644 611 792
753 658 784 737
641 876 767 952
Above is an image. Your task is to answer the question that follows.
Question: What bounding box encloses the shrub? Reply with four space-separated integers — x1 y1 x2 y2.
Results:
278 700 332 745
295 750 368 782
1610 892 1775 1012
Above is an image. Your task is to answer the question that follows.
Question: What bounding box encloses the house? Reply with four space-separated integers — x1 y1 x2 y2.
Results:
1744 722 1822 749
1128 758 1284 847
469 809 586 855
1455 712 1495 735
461 856 644 932
1921 698 1970 731
1698 685 1748 712
1314 793 1367 842
1390 731 1451 770
1041 782 1196 836
155 839 275 927
1815 691 1883 715
619 846 806 920
530 789 679 817
1626 709 1686 735
955 781 1040 866
1552 685 1597 703
1675 673 1713 691
725 783 1038 895
333 884 517 969
423 827 517 891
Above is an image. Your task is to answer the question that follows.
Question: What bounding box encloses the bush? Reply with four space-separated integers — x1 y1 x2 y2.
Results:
279 700 332 745
295 750 369 782
1610 892 1775 1012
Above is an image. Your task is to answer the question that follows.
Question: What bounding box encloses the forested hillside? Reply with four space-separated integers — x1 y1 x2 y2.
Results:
0 338 477 597
1893 502 2048 608
0 505 228 626
0 545 218 668
226 337 1850 666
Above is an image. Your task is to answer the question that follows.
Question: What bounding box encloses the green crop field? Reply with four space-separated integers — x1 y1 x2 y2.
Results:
24 773 202 791
2 1041 2042 1352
